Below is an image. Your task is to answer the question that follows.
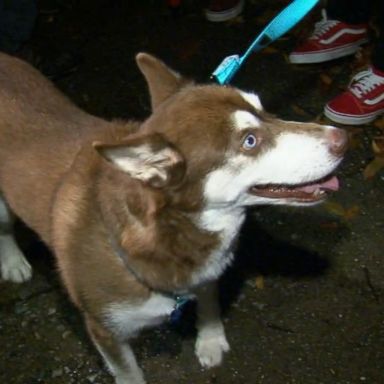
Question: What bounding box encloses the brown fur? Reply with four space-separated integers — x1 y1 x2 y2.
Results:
0 51 235 318
0 51 346 383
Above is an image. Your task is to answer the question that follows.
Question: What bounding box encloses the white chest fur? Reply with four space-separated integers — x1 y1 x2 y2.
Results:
191 206 245 285
103 293 176 338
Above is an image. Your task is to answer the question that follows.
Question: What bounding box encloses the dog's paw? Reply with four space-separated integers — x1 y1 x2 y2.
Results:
0 249 32 283
195 334 230 368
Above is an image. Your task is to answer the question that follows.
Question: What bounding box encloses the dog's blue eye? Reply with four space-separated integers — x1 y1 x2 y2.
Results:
242 134 257 150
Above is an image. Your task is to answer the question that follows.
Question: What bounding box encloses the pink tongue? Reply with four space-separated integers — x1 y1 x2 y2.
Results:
297 176 339 193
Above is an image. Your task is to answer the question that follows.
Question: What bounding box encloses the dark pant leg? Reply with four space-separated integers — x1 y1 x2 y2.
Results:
371 1 384 71
327 0 384 71
0 0 37 53
327 0 372 24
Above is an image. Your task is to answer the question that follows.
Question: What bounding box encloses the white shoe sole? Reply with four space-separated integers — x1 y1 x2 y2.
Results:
289 39 369 64
205 0 244 22
324 105 384 125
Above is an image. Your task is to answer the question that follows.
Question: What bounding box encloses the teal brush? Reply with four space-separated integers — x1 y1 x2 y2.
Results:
211 0 320 85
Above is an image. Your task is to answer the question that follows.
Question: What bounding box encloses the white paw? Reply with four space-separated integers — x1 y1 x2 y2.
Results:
1 249 32 283
195 334 230 368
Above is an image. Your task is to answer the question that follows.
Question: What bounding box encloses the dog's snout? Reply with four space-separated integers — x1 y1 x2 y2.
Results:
326 127 348 157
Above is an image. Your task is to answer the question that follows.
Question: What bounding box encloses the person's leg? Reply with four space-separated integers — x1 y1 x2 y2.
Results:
289 0 371 64
0 0 37 53
324 65 384 125
327 0 372 25
372 40 384 72
371 2 384 71
323 4 384 125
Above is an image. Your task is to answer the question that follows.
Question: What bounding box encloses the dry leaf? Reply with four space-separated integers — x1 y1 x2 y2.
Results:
283 53 290 64
314 113 328 124
372 137 384 156
362 137 384 180
323 201 346 217
351 45 373 72
319 221 340 230
261 46 279 55
323 201 360 221
347 128 364 150
363 157 384 180
226 15 244 26
318 72 334 93
319 73 333 86
343 206 360 221
291 104 309 117
255 275 265 290
373 117 384 131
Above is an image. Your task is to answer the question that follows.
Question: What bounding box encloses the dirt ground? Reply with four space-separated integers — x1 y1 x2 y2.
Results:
1 1 383 383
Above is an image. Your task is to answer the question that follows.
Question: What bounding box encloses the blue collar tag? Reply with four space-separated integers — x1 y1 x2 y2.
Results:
169 294 195 325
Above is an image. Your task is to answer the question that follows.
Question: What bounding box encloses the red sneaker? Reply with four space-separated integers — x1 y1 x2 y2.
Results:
289 9 369 64
205 0 244 22
324 67 384 125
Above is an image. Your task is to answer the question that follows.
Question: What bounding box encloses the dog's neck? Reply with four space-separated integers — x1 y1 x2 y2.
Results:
106 200 246 293
96 172 219 291
188 204 246 285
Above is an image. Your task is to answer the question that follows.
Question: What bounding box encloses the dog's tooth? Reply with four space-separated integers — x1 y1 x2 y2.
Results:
319 189 327 196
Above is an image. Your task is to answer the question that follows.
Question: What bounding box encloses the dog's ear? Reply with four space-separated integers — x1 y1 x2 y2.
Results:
136 52 188 110
94 133 185 188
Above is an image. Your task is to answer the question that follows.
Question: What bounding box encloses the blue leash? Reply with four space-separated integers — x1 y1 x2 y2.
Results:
212 0 320 85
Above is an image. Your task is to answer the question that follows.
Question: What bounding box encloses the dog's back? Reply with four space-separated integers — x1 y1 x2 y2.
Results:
0 53 136 242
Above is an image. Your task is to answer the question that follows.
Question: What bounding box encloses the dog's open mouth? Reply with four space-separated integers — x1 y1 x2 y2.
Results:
249 175 339 202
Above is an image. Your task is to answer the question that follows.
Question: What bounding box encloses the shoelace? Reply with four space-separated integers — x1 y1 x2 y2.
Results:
311 9 339 39
349 69 384 98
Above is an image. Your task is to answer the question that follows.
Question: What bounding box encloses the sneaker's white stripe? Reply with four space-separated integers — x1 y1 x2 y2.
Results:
320 28 367 45
324 105 384 125
291 39 368 57
364 92 384 106
325 104 384 119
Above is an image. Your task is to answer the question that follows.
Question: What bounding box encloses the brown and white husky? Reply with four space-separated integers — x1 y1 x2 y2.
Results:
0 52 346 383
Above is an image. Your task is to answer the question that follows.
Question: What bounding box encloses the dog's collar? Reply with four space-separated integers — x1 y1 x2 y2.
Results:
108 232 194 323
108 232 150 289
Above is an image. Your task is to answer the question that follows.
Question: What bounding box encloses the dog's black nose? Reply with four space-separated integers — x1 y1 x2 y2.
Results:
327 127 348 157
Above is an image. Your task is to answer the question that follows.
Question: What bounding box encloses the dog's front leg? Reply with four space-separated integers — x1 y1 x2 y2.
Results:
85 316 145 384
194 281 230 368
0 197 32 283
